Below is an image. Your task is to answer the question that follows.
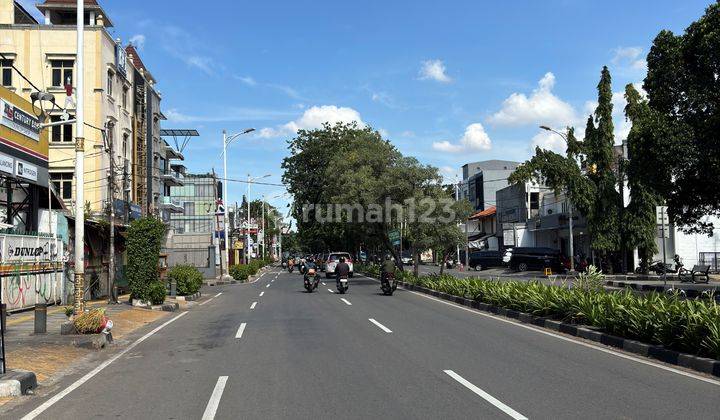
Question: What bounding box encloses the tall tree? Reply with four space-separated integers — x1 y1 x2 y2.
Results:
643 2 720 234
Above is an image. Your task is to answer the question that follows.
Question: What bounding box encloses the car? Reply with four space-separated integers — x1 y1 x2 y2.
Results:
401 251 413 265
325 252 354 278
316 253 327 271
468 250 503 271
508 247 565 273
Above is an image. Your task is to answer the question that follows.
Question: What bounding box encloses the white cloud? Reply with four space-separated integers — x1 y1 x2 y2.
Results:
378 128 390 138
582 82 646 141
611 46 647 73
234 75 257 86
129 34 146 51
400 130 415 137
487 72 577 127
419 59 452 83
531 131 567 154
257 105 365 139
432 123 492 153
165 107 295 123
439 166 460 183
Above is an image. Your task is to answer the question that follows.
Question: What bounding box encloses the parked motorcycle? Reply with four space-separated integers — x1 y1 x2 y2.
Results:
381 272 397 296
635 260 675 275
336 275 349 294
304 268 320 293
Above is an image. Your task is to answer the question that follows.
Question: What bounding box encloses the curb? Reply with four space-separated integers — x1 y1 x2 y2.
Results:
0 370 37 396
398 281 720 378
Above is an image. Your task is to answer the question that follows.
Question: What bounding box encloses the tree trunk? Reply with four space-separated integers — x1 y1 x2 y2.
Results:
439 250 446 275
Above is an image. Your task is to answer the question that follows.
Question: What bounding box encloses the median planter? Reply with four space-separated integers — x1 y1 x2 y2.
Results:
401 279 720 378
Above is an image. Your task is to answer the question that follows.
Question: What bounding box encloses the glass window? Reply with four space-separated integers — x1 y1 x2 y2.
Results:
51 60 74 87
122 86 128 109
50 115 74 142
107 70 113 96
51 172 73 199
0 59 12 87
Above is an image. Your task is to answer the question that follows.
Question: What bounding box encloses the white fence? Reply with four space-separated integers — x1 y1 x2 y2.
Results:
0 234 64 311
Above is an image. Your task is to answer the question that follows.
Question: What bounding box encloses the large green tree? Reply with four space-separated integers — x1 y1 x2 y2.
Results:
643 1 720 234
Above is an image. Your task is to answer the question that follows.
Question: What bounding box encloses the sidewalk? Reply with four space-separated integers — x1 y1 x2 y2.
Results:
0 296 170 406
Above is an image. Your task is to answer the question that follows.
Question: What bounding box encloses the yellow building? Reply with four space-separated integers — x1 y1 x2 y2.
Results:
0 0 138 216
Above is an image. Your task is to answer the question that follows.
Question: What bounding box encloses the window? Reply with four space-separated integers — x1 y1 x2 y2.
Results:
0 59 12 87
122 86 129 109
51 60 74 87
107 70 113 96
122 133 129 159
183 202 195 215
51 172 73 200
50 115 73 142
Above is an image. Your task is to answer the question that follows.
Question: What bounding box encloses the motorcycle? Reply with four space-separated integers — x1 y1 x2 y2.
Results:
381 272 397 296
635 260 675 275
288 262 295 273
304 268 320 292
336 275 349 294
299 259 307 275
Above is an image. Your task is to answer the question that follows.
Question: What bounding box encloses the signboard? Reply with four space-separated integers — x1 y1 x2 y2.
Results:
656 206 669 225
657 226 670 237
15 160 37 182
389 229 400 245
0 153 13 175
116 44 128 76
1 98 40 142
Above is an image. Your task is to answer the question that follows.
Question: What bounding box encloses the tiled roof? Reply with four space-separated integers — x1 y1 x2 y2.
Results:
125 45 146 72
469 206 496 220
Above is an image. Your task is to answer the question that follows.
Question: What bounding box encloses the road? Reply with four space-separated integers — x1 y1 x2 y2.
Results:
5 267 719 419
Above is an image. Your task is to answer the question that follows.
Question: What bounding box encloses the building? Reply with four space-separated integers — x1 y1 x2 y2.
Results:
165 173 221 278
0 0 142 219
462 160 520 211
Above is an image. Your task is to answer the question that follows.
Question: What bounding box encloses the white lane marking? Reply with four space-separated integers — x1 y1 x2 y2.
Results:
215 292 223 297
266 284 270 288
250 302 257 309
20 312 188 420
259 292 265 297
235 323 247 339
359 275 720 387
328 289 334 293
369 318 392 333
340 298 352 306
444 370 527 420
271 279 275 283
201 376 229 420
322 282 326 286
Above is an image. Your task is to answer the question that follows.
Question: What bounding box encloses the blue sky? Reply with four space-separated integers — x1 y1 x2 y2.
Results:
24 0 715 213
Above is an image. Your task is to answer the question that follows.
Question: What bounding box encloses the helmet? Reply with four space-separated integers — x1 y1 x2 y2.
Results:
340 257 346 263
385 255 391 260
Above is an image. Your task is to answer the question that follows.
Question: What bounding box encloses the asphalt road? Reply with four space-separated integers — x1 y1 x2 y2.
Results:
5 267 720 419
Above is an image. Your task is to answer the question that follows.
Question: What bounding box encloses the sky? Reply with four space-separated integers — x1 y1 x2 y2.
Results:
21 0 715 215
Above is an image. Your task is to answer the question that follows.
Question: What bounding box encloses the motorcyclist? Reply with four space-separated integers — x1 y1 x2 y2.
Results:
335 257 350 286
381 255 395 283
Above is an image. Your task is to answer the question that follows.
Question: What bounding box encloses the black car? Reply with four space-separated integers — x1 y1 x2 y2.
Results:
467 250 503 271
508 247 565 273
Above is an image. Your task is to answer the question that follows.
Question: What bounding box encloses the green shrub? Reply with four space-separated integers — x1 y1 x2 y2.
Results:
230 265 251 281
126 217 166 302
148 281 167 305
402 273 720 360
168 265 203 296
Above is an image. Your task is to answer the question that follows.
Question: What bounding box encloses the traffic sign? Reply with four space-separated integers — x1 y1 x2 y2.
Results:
656 206 669 225
657 226 670 237
388 229 400 246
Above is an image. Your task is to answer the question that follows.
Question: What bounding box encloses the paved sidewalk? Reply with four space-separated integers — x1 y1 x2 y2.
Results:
0 296 170 407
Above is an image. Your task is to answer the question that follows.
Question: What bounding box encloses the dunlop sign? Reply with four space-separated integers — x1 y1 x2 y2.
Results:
1 98 41 142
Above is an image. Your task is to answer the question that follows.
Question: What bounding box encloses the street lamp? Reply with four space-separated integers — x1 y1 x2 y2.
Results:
539 125 575 273
270 193 290 261
222 128 255 279
246 173 271 264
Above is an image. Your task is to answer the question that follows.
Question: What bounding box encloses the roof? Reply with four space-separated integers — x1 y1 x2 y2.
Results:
125 45 146 73
160 129 200 137
37 0 113 27
469 206 496 220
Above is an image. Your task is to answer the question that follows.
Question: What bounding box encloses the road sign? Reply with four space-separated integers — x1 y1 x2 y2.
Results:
388 229 400 246
657 226 670 237
656 206 669 225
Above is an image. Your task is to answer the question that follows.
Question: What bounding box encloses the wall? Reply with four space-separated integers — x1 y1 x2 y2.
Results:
667 216 720 268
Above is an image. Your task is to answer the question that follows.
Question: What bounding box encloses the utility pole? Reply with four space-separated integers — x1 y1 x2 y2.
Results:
246 174 251 264
261 196 265 260
107 123 117 303
222 130 230 277
73 0 86 315
455 175 460 266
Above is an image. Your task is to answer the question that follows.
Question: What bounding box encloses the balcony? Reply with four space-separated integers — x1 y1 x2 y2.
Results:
160 196 183 213
162 169 185 187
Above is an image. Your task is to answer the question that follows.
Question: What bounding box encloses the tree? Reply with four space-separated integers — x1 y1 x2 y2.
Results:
126 217 166 302
510 67 622 269
643 2 720 234
623 84 662 269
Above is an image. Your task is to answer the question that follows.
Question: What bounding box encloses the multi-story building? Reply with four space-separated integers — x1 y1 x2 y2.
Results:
0 0 141 218
165 173 221 277
461 160 520 211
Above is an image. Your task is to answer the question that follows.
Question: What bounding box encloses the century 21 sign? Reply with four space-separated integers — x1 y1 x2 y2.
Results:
1 98 41 142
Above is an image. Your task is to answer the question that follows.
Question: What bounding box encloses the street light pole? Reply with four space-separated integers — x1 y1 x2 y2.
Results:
246 173 251 264
73 0 86 315
261 196 265 260
221 128 254 271
540 125 575 272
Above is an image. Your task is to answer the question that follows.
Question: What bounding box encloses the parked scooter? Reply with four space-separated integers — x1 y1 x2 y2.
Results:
304 267 320 292
336 274 349 294
381 272 397 296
